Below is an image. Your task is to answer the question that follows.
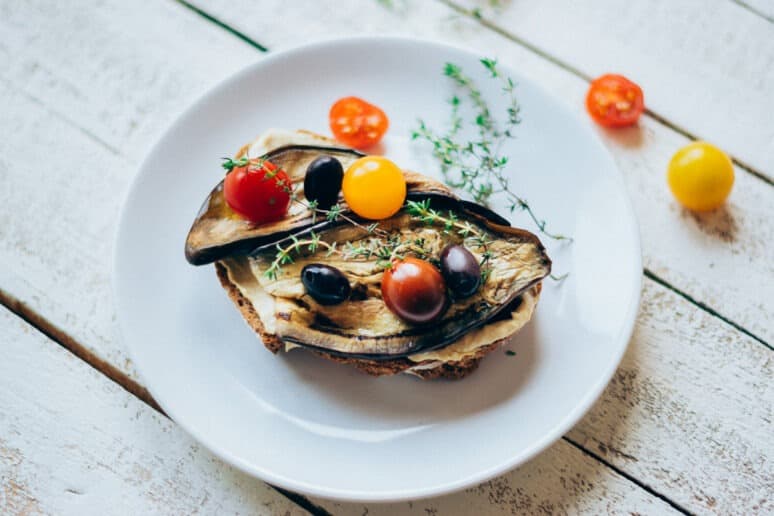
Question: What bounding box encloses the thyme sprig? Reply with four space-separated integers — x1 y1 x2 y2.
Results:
263 195 426 278
298 198 389 238
221 156 269 173
406 199 493 281
262 199 500 281
263 226 434 279
412 58 571 242
263 233 338 280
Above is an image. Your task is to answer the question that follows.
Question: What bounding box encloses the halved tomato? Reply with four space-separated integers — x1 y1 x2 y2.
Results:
586 74 644 128
329 96 389 149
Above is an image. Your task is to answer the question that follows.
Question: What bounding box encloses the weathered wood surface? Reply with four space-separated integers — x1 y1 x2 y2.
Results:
0 0 256 381
0 307 305 515
0 307 683 515
452 0 774 177
0 0 771 514
567 279 773 514
326 439 680 515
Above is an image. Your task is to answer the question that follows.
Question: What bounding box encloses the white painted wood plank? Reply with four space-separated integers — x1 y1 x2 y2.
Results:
192 0 773 338
0 0 258 381
0 0 257 161
0 1 770 512
453 0 774 177
0 307 679 515
568 279 773 514
0 307 305 516
324 440 680 515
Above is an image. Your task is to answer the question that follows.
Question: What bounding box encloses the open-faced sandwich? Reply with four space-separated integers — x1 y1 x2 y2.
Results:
185 129 551 379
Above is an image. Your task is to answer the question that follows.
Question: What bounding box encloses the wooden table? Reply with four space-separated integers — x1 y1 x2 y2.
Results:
1 1 772 514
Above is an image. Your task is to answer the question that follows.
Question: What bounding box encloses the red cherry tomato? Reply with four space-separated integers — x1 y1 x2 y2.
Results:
224 160 291 224
381 258 447 324
329 96 389 149
585 74 644 128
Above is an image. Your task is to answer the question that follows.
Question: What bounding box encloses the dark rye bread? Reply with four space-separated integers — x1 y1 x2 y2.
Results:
215 262 514 379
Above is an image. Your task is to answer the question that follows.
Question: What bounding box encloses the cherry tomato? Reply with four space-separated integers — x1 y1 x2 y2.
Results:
224 160 291 224
667 142 734 211
342 156 406 220
586 74 644 128
329 96 389 149
381 258 447 324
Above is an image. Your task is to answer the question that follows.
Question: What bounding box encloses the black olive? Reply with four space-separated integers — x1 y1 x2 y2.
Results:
301 264 351 305
303 156 344 210
439 244 481 299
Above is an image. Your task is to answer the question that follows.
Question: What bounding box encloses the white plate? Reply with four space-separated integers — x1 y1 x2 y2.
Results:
114 37 641 502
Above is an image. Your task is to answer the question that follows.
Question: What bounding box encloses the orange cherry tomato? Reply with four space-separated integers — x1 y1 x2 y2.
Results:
381 258 447 324
586 74 644 128
224 159 291 224
329 96 389 149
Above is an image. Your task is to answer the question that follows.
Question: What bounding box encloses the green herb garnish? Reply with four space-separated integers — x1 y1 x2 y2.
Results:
412 58 571 242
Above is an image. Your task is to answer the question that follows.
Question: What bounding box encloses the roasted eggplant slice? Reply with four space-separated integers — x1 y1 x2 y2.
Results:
185 145 363 265
185 144 457 265
219 196 551 359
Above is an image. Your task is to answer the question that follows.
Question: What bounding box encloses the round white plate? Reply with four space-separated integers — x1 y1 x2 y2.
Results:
114 37 641 502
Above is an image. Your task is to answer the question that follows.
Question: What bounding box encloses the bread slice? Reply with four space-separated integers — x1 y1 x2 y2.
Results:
216 261 539 379
213 129 543 379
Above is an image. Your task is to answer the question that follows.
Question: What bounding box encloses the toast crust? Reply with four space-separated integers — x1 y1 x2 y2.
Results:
216 262 532 379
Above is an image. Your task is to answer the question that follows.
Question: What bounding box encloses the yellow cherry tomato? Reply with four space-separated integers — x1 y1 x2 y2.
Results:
667 142 734 211
342 156 406 219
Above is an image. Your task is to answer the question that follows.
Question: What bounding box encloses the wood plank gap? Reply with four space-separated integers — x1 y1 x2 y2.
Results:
271 486 333 516
730 0 774 23
0 287 163 413
643 269 772 350
561 436 695 516
174 0 270 52
0 287 328 515
440 0 774 185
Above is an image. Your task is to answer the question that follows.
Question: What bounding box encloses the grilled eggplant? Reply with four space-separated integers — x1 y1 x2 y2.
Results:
185 144 457 265
185 145 363 265
187 133 551 371
219 196 550 359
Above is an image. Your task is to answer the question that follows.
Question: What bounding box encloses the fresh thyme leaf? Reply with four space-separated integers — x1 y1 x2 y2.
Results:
413 58 572 243
221 156 249 172
326 203 342 221
505 350 516 356
480 58 498 77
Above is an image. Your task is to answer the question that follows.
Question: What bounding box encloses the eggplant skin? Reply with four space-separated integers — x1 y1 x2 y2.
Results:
185 145 364 265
